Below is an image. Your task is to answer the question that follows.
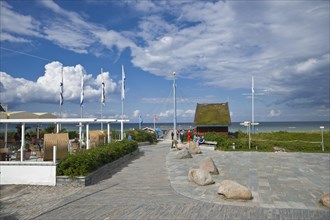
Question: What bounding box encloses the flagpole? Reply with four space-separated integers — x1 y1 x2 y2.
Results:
173 71 177 140
121 101 124 140
154 115 156 130
101 68 104 131
252 76 255 134
59 66 63 131
121 64 125 140
79 70 84 145
139 115 142 129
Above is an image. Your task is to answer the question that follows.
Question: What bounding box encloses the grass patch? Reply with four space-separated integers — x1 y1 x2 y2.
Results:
204 131 330 153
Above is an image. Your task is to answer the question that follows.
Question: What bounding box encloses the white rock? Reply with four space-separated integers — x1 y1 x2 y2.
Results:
218 180 253 200
188 168 214 186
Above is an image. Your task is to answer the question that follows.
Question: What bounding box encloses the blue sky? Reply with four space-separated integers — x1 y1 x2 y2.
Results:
0 0 329 123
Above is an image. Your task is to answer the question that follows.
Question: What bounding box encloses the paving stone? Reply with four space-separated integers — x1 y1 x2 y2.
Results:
1 138 329 219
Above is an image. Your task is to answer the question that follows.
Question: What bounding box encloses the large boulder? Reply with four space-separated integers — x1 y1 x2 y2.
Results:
176 148 192 159
177 143 188 150
320 193 330 208
217 180 253 200
199 157 219 175
188 141 201 154
188 168 215 186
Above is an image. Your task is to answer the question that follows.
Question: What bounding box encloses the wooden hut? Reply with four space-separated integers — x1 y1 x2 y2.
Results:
43 133 69 161
194 103 231 135
89 130 105 147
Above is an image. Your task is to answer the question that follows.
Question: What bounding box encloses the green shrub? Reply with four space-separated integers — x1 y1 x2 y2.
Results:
56 140 138 178
126 130 157 144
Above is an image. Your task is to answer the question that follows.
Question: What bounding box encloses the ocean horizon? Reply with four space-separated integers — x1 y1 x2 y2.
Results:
1 121 329 133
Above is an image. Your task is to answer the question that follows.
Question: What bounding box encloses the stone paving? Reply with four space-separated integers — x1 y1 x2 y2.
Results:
0 140 329 219
167 145 330 210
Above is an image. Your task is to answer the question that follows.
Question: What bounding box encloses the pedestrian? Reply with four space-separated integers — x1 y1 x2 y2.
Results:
187 130 191 142
171 131 174 140
180 131 184 143
193 134 197 142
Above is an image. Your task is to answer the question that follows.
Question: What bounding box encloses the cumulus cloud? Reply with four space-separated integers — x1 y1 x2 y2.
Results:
0 61 117 105
269 109 281 117
132 109 140 118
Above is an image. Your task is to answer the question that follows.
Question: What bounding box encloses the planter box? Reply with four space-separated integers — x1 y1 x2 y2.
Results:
56 149 139 186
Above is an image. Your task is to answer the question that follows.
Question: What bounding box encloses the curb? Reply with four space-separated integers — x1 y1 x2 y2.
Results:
56 149 140 186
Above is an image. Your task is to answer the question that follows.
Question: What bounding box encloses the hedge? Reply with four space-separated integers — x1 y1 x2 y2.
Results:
56 140 138 178
126 129 157 144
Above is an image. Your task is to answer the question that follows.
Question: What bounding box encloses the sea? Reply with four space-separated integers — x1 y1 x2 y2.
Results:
1 121 329 133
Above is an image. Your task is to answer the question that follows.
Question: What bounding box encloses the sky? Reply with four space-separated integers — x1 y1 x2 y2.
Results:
0 0 329 123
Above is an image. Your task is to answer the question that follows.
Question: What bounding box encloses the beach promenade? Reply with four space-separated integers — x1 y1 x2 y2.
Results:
1 139 329 219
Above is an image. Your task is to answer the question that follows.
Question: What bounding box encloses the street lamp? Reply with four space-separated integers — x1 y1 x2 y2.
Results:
173 71 177 140
320 126 324 151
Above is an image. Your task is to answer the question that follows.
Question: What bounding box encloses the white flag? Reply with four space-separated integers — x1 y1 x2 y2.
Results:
121 64 126 101
60 67 63 106
80 71 84 106
101 70 105 105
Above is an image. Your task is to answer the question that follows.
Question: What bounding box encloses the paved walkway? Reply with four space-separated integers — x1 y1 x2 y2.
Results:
1 140 329 219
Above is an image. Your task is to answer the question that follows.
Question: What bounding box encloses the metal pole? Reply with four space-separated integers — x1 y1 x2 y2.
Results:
21 123 25 162
248 123 251 150
154 116 156 130
101 68 104 131
101 102 103 131
56 123 60 133
107 122 111 144
53 145 57 164
320 126 324 151
4 123 7 148
173 72 177 140
86 123 90 149
252 76 255 134
37 124 40 140
121 100 124 140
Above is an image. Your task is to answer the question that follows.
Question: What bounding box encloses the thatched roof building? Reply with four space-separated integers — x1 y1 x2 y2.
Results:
194 103 231 135
0 111 57 119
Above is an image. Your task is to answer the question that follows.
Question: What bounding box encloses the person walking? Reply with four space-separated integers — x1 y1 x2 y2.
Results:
187 130 191 142
171 131 174 140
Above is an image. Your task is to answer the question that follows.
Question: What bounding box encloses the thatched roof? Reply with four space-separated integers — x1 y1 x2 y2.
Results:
194 103 231 126
0 111 57 119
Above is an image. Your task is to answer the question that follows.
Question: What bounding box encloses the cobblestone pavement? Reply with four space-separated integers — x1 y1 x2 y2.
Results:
167 145 330 210
1 140 329 220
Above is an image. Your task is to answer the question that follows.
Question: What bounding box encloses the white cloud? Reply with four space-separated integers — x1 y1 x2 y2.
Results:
158 108 195 119
269 109 281 117
2 0 329 119
132 109 140 118
0 32 31 43
94 30 136 52
0 1 42 38
43 22 93 54
0 61 118 105
159 109 173 118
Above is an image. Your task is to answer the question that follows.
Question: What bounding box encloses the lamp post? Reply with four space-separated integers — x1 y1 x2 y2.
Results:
173 71 177 140
320 126 324 151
